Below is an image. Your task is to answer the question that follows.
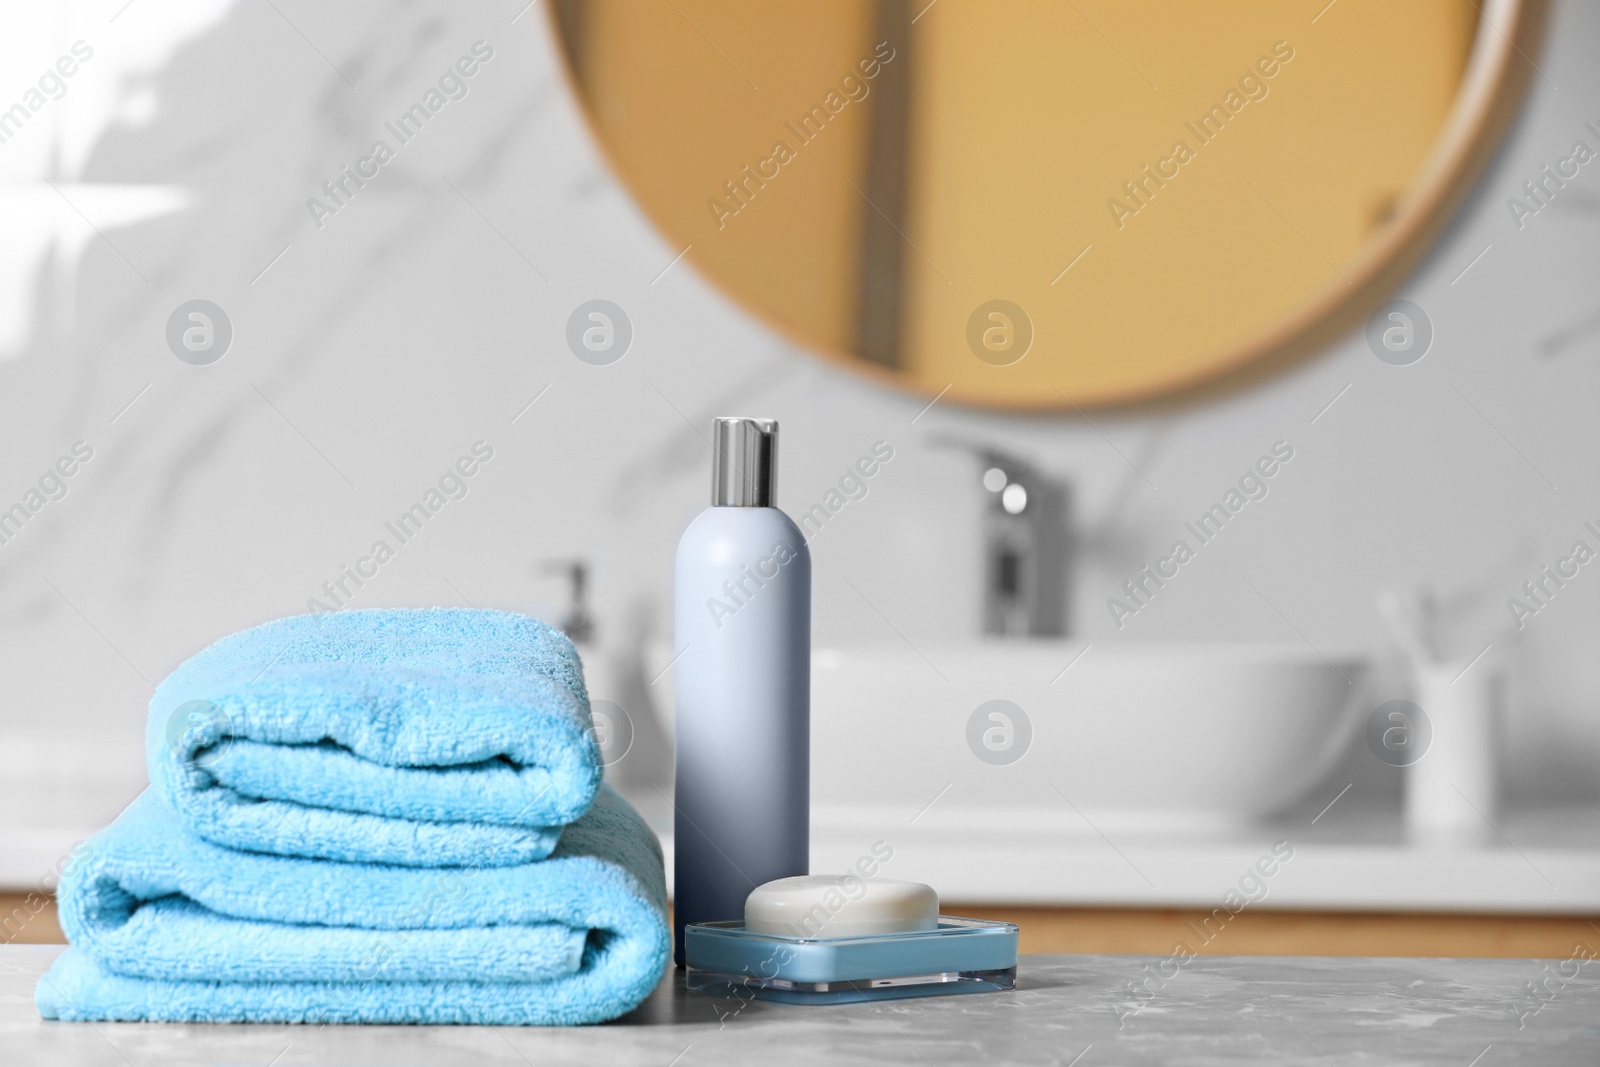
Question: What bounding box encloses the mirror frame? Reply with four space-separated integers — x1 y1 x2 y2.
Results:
547 0 1546 412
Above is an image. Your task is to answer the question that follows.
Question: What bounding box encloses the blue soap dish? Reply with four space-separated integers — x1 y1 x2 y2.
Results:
683 916 1019 1004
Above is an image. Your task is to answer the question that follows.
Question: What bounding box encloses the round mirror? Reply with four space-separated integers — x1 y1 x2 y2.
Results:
550 0 1540 409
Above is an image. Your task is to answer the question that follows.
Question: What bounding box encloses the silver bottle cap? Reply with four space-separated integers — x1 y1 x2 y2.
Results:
712 417 777 507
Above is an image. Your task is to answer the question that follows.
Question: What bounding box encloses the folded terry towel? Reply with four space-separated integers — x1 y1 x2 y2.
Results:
36 786 670 1025
146 608 602 866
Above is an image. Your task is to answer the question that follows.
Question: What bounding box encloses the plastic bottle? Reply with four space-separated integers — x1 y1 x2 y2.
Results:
673 417 810 963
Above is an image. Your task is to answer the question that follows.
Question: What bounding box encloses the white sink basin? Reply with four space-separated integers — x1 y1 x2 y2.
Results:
810 642 1368 832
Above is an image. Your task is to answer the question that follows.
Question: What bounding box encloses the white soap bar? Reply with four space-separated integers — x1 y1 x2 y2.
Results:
744 876 939 938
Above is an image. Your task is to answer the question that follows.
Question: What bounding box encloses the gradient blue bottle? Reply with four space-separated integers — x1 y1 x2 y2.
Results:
673 417 810 963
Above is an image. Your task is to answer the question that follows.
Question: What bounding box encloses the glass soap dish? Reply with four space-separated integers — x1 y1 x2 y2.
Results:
683 916 1019 1004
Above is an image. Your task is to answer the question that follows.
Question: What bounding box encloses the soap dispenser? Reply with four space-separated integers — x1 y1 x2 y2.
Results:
542 559 643 780
672 417 811 963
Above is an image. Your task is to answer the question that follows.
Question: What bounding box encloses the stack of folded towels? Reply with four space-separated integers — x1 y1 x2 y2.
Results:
36 608 671 1025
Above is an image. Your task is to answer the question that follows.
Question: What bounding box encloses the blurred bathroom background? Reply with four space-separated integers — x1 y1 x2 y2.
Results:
3 0 1600 951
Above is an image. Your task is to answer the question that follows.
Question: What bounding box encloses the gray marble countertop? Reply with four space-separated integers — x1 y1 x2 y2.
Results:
4 945 1596 1066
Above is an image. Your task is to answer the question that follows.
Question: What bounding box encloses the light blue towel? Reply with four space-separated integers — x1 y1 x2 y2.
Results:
147 608 602 866
36 786 670 1025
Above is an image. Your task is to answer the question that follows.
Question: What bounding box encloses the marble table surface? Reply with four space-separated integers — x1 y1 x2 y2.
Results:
4 945 1598 1066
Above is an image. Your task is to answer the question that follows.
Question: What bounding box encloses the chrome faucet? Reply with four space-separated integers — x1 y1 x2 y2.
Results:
937 440 1073 637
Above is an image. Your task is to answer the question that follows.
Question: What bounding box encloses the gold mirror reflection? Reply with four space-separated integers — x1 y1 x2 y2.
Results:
550 1 1539 409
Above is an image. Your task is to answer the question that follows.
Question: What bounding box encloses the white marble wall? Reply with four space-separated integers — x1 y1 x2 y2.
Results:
2 0 1600 874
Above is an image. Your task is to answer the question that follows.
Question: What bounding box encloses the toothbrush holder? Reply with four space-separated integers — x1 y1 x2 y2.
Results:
1406 655 1505 844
